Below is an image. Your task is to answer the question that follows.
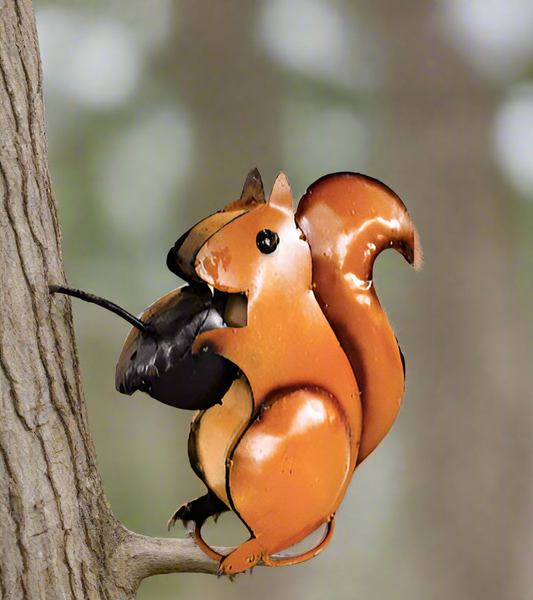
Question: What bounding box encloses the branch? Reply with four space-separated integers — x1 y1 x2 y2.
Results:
111 526 226 588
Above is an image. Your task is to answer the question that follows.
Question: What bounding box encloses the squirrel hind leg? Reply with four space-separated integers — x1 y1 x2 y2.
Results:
263 518 335 567
167 490 229 531
216 519 335 577
228 387 353 557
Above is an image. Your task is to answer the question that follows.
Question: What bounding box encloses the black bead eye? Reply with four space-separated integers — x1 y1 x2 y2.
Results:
256 229 279 254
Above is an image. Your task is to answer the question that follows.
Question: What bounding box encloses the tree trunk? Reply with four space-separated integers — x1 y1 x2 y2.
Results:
0 2 219 598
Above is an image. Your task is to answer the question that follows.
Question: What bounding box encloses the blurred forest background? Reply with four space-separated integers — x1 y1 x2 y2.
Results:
35 0 533 599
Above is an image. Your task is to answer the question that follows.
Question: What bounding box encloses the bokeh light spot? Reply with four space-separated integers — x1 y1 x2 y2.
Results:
493 84 533 198
441 0 533 81
258 0 377 90
37 7 141 109
95 106 193 236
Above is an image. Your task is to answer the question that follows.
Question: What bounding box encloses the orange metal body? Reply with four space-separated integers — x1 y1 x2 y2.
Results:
296 173 421 463
117 170 419 576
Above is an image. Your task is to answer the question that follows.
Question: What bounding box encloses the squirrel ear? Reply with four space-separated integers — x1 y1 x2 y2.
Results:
240 167 265 204
268 172 294 215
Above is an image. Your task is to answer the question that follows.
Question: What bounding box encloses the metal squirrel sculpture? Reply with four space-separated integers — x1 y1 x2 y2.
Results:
51 169 420 577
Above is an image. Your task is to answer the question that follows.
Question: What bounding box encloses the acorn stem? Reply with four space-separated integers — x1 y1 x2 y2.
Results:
49 285 150 333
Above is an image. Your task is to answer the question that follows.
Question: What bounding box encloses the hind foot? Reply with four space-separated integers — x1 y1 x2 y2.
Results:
167 491 228 531
217 538 264 578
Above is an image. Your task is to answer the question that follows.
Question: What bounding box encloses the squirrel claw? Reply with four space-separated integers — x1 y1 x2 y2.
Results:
216 568 236 582
166 515 178 531
167 509 192 532
168 493 228 532
167 501 198 532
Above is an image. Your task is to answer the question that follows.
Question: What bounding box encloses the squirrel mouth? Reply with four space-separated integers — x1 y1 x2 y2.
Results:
115 283 247 411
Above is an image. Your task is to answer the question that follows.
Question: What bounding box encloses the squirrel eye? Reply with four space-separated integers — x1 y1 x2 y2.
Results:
256 229 279 254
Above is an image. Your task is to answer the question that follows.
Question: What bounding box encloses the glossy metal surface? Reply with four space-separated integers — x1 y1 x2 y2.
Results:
296 173 420 463
229 387 350 552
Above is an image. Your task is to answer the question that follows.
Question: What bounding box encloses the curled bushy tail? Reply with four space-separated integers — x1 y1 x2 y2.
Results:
296 172 420 463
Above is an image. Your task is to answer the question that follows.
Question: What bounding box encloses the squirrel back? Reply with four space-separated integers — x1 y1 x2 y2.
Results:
296 172 421 463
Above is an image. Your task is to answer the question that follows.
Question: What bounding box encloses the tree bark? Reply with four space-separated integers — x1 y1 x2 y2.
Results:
0 2 221 598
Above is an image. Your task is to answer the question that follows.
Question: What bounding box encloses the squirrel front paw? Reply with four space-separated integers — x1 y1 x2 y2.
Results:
167 492 228 531
167 502 196 531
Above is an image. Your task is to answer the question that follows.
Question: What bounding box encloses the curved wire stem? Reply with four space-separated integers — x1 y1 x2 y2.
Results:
49 284 150 333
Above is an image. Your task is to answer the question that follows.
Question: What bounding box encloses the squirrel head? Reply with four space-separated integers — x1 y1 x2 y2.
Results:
168 170 312 301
